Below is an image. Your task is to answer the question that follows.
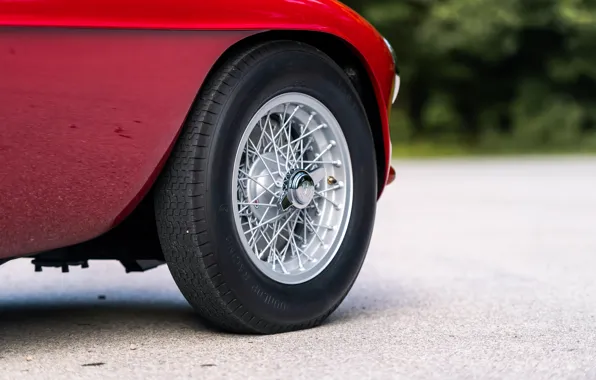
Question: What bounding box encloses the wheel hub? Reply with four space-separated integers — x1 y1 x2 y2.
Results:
279 169 316 211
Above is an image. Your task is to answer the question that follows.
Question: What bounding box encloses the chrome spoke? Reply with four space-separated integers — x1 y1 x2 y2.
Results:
267 115 284 176
317 184 343 194
238 202 278 208
238 169 279 198
304 143 334 172
315 192 341 210
248 139 279 185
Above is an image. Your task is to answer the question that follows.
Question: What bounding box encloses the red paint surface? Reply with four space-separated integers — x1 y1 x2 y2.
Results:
0 29 251 258
0 0 394 259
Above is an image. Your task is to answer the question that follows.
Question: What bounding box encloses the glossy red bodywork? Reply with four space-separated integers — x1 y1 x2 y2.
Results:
0 0 395 259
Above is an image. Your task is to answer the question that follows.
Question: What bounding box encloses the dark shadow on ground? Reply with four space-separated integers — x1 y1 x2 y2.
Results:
0 299 210 355
0 265 415 355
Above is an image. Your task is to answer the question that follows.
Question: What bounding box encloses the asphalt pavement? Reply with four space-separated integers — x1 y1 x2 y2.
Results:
1 157 596 380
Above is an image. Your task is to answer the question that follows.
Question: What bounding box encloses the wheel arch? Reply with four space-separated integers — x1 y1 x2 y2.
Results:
112 30 389 237
203 31 388 197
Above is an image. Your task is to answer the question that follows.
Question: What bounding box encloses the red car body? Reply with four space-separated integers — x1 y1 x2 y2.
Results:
0 0 395 261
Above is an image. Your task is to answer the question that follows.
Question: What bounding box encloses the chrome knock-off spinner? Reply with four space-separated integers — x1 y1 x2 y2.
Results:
279 167 325 211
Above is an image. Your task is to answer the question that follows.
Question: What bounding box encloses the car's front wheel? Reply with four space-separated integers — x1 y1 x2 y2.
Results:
154 40 377 334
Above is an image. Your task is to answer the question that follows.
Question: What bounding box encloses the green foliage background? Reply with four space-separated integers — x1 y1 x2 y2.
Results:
343 0 596 156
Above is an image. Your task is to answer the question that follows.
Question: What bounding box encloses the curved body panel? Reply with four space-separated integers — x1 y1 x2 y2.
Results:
0 29 253 258
0 0 394 259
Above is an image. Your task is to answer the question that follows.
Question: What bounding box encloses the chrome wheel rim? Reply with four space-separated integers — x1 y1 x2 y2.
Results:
232 92 353 285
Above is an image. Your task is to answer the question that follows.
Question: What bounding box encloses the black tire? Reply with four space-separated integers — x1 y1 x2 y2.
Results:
154 40 377 334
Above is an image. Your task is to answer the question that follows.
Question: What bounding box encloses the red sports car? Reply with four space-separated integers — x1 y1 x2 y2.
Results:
0 0 399 333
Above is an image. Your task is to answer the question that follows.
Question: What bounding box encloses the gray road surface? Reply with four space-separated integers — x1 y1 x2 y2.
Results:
1 158 596 380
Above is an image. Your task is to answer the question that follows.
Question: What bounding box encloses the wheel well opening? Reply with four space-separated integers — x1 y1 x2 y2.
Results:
84 30 387 261
210 31 387 195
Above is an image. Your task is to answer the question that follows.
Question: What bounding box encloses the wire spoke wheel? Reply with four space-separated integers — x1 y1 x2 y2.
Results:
232 93 353 284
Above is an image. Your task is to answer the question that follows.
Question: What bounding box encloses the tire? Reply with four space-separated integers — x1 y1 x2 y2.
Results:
154 40 377 334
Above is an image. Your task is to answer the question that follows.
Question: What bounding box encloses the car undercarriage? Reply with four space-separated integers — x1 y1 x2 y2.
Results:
1 191 166 274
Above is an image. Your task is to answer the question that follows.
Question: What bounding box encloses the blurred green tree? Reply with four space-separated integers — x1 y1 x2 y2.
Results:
341 0 596 154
